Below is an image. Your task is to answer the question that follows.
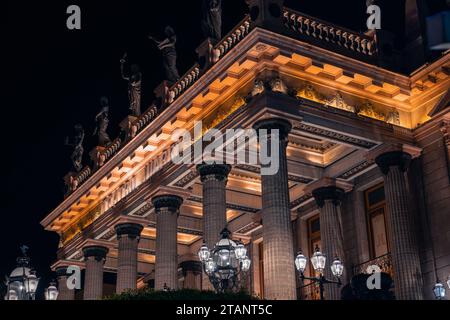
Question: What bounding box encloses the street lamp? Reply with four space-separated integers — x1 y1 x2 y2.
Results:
7 290 18 301
24 270 39 299
198 228 251 293
433 281 446 300
447 276 450 291
45 281 59 300
6 246 40 300
295 246 344 300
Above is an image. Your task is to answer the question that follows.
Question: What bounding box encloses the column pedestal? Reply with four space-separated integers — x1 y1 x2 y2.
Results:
180 261 202 290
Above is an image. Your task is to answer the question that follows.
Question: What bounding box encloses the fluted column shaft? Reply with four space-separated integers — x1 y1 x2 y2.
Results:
115 223 143 293
152 195 183 290
376 151 423 300
312 187 346 300
197 164 231 290
56 267 75 300
83 246 108 300
254 118 296 300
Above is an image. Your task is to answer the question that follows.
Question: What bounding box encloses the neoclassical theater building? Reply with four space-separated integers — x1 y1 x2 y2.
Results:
41 1 450 300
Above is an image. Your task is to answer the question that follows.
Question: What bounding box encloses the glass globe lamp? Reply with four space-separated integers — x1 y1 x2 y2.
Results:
295 251 307 274
310 247 326 274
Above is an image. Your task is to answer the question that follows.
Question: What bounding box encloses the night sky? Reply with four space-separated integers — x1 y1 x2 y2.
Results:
3 0 447 298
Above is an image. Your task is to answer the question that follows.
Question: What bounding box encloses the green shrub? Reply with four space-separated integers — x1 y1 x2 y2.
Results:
106 288 258 300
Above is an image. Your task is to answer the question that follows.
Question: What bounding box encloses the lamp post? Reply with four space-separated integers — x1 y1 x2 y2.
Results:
198 228 251 293
6 247 40 301
295 246 344 300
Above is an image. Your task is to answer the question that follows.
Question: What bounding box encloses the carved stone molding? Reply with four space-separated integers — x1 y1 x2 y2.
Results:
253 117 292 140
82 246 109 262
375 151 412 175
338 160 374 180
197 164 232 182
187 196 259 214
312 186 345 207
152 195 184 214
115 223 144 240
174 171 199 188
293 123 377 149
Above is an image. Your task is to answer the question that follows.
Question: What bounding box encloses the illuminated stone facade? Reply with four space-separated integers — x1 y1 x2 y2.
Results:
42 1 450 300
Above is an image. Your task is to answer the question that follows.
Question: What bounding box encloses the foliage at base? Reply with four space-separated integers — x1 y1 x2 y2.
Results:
105 288 258 300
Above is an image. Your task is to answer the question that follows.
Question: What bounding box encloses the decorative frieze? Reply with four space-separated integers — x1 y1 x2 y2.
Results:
174 170 200 188
338 160 374 180
287 175 313 184
203 96 247 132
60 204 102 245
131 202 152 217
234 221 261 235
294 81 401 125
356 101 400 125
290 194 313 209
293 123 377 149
187 196 259 214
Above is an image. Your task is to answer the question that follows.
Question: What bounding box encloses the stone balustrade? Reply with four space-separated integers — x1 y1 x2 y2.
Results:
168 65 201 104
212 17 252 63
130 104 158 138
283 8 377 56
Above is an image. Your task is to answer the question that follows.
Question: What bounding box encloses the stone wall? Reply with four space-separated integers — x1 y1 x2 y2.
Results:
414 124 450 299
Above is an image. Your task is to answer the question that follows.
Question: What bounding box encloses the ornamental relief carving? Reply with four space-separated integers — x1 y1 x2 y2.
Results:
293 80 401 125
201 77 401 140
203 96 247 132
60 204 102 245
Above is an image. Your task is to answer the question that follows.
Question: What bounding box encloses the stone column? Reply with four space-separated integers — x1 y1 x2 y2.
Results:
375 150 424 300
115 223 143 293
251 241 262 298
82 246 108 300
180 261 202 290
196 163 231 290
152 195 183 290
312 186 346 300
55 266 75 300
253 118 296 300
441 120 450 182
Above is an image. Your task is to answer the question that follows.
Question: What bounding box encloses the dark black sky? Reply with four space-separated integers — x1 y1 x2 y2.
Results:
3 0 447 298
